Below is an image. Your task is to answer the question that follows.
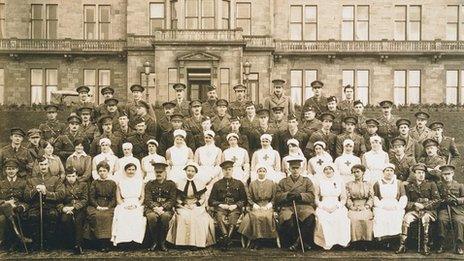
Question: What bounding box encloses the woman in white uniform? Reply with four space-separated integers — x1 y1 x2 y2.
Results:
334 139 361 184
362 136 390 186
221 133 250 184
91 138 118 180
194 130 222 187
251 134 283 183
111 163 146 246
372 163 407 240
166 129 194 183
282 139 308 178
141 139 166 182
114 142 142 182
314 164 351 250
308 141 334 182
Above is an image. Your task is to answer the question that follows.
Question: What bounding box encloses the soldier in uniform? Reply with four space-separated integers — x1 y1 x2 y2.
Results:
409 112 434 144
363 119 386 151
263 79 295 120
201 85 218 118
171 83 191 117
192 116 220 150
156 102 176 139
429 121 461 165
418 139 446 182
77 107 98 145
211 99 231 137
326 96 344 135
0 159 32 249
90 115 123 157
306 112 337 159
352 100 368 135
0 128 32 178
377 100 398 149
338 85 355 114
101 98 121 126
275 158 316 250
389 137 416 184
208 160 247 250
394 118 423 161
275 114 309 157
219 117 249 151
396 163 441 256
240 101 259 134
74 86 94 114
126 117 156 160
113 110 135 140
436 165 464 255
157 114 195 156
270 107 288 133
26 129 46 162
125 84 148 121
302 80 327 118
39 105 66 144
184 100 204 136
144 162 177 252
57 167 88 254
300 106 322 135
336 116 366 157
24 156 65 250
229 84 248 118
54 115 87 162
132 101 157 137
93 86 115 120
248 109 278 153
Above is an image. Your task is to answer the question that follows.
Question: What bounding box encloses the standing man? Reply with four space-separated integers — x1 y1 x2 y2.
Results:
171 83 190 117
39 105 66 144
338 85 355 114
209 160 247 250
101 98 121 126
90 115 123 157
389 137 416 183
126 118 156 160
269 107 288 133
395 118 423 161
26 129 46 162
275 158 315 250
157 114 195 156
77 107 98 146
249 109 278 153
363 119 386 151
239 101 259 134
306 112 337 159
300 106 322 135
418 139 446 182
144 162 177 252
74 86 94 113
201 85 218 118
211 99 231 137
436 165 464 255
229 84 248 118
276 114 309 157
126 84 155 121
54 115 87 162
263 79 295 120
377 100 398 149
396 163 440 256
220 117 249 151
429 121 461 165
410 112 434 143
133 101 157 137
335 116 366 157
93 86 115 120
156 102 176 138
0 128 32 178
326 96 344 135
184 100 205 137
113 110 135 140
302 80 327 118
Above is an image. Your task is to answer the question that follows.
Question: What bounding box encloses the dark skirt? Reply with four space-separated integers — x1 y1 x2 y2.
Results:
85 206 114 239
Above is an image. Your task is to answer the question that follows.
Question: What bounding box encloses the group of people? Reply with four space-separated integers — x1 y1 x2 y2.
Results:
0 80 463 256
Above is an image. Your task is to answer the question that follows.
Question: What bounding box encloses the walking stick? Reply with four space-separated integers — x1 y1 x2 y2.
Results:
39 192 44 251
15 215 29 254
292 200 305 253
447 205 456 250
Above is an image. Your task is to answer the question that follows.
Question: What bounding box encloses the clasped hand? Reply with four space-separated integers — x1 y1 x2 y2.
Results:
219 204 237 211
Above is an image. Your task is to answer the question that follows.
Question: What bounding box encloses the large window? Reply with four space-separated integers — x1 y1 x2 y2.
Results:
0 69 4 104
84 69 111 104
84 5 110 40
394 70 421 105
342 5 369 41
446 70 464 104
0 4 4 38
290 69 318 106
30 69 58 105
185 0 215 29
168 68 178 100
446 5 464 40
290 5 317 41
394 5 421 41
342 70 369 104
171 2 178 29
220 68 230 97
150 2 165 33
222 0 230 29
31 4 58 39
236 2 251 35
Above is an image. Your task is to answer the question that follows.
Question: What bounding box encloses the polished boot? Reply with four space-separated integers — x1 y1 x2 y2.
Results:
159 240 168 252
288 237 301 251
73 245 83 255
148 243 157 251
436 238 444 254
422 224 430 256
396 234 408 254
457 246 464 255
10 218 32 243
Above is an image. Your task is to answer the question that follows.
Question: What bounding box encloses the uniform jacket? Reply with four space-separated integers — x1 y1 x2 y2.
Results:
263 94 295 120
409 126 434 144
275 175 315 222
336 132 366 157
0 144 33 178
437 136 460 164
201 100 217 118
405 180 440 211
0 177 27 207
57 180 89 211
54 130 88 162
436 180 464 215
144 179 177 211
25 172 65 209
184 115 204 136
418 155 446 181
229 100 248 118
376 114 399 143
276 129 309 157
211 114 231 137
306 129 337 159
390 154 416 182
171 99 191 117
208 177 247 208
300 118 322 135
126 133 156 160
302 96 327 118
39 120 66 143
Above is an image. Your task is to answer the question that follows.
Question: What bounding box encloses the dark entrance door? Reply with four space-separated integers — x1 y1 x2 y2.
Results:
187 68 211 101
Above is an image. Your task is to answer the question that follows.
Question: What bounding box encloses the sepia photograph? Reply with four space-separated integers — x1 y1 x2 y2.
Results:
0 0 463 260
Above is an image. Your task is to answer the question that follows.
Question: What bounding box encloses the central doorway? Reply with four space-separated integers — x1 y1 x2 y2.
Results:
187 68 211 101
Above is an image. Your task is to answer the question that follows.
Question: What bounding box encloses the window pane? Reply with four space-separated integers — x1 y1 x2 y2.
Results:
99 70 110 86
46 69 57 85
185 18 198 29
100 23 109 39
32 5 43 19
446 70 458 87
32 21 43 39
304 23 317 40
357 87 369 105
85 24 95 39
151 20 164 31
31 69 43 85
84 70 96 85
394 21 406 40
342 70 354 86
356 21 368 40
357 70 369 86
47 5 57 19
357 70 369 103
291 70 302 86
236 3 250 18
150 3 164 18
395 6 406 20
46 86 57 103
31 86 43 104
100 6 110 22
202 18 214 29
461 70 464 104
84 6 95 22
342 21 354 40
446 87 458 104
290 6 302 23
409 6 421 21
186 0 198 16
394 87 405 105
394 70 406 86
202 0 214 16
222 1 230 17
342 6 354 20
447 5 459 22
290 24 302 40
357 6 369 20
408 70 420 87
409 22 421 40
305 6 316 22
446 70 458 105
47 21 57 39
408 87 420 104
446 24 458 41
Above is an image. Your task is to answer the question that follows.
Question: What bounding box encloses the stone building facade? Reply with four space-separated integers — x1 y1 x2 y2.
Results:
0 0 463 107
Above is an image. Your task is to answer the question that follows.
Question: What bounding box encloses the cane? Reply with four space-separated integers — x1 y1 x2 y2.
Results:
39 192 44 251
447 205 456 250
15 215 29 254
292 200 305 253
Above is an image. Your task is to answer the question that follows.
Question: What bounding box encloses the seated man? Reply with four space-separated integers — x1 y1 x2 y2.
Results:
144 162 177 252
24 156 65 250
396 163 441 256
0 159 32 250
208 160 247 250
275 157 316 251
58 167 88 255
436 165 464 255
